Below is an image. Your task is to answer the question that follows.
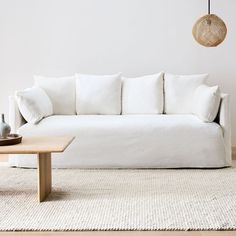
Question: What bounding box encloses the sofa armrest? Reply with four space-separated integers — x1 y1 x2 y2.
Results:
218 93 231 165
9 95 26 133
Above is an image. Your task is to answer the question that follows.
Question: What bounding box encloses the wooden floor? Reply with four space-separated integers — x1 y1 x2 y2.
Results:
1 155 236 235
0 154 8 162
1 231 236 235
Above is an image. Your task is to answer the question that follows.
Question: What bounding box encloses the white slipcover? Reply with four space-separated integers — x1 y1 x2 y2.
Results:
15 87 53 124
9 114 229 168
75 73 122 115
34 75 76 115
192 84 221 122
122 73 164 114
164 73 208 114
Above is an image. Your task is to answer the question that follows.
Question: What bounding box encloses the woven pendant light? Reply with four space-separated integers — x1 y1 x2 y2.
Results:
192 0 227 47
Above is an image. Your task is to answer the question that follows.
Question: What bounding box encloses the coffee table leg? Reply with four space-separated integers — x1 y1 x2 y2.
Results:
37 153 52 202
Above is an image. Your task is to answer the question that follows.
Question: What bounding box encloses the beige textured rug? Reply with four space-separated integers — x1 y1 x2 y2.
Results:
1 167 236 231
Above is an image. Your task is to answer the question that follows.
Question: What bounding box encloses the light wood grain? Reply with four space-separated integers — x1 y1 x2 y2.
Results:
38 153 52 202
0 136 74 154
0 136 74 202
0 231 236 235
232 147 236 160
0 154 8 162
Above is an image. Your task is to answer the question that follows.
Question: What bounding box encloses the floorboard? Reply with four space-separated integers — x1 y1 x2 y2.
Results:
0 231 236 235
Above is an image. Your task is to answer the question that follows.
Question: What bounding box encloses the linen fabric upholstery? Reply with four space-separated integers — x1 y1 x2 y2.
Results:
192 84 221 122
122 73 164 114
164 73 208 114
76 73 122 115
15 87 53 124
9 96 26 132
34 75 76 115
9 114 227 168
218 94 231 165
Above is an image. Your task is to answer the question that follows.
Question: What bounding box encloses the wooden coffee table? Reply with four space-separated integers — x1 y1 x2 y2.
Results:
0 136 74 202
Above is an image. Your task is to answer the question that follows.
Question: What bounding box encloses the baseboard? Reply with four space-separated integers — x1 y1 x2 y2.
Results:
232 147 236 160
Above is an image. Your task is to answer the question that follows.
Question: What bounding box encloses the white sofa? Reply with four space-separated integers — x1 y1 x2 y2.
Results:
8 73 231 168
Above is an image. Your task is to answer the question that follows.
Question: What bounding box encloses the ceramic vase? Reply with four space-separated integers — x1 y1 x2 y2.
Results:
0 114 11 139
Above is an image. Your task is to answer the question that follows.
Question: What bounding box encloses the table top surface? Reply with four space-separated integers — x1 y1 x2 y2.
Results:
0 136 75 154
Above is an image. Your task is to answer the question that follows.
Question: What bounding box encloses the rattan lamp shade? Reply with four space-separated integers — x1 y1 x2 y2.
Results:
192 14 227 47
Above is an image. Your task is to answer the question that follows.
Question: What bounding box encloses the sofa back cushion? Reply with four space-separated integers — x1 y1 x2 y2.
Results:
164 73 208 114
34 75 76 115
15 87 53 124
76 73 122 115
192 84 221 122
122 73 164 114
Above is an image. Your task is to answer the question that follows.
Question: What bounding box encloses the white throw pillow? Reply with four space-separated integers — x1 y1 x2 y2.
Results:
164 73 208 114
34 75 76 115
15 87 53 124
76 73 122 115
192 84 221 122
122 73 164 114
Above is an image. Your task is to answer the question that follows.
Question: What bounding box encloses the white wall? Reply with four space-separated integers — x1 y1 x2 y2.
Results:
1 0 236 144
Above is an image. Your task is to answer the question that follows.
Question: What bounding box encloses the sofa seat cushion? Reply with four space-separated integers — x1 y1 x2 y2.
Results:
13 114 226 168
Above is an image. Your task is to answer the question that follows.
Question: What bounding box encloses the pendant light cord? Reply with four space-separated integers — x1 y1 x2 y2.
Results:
208 0 211 14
